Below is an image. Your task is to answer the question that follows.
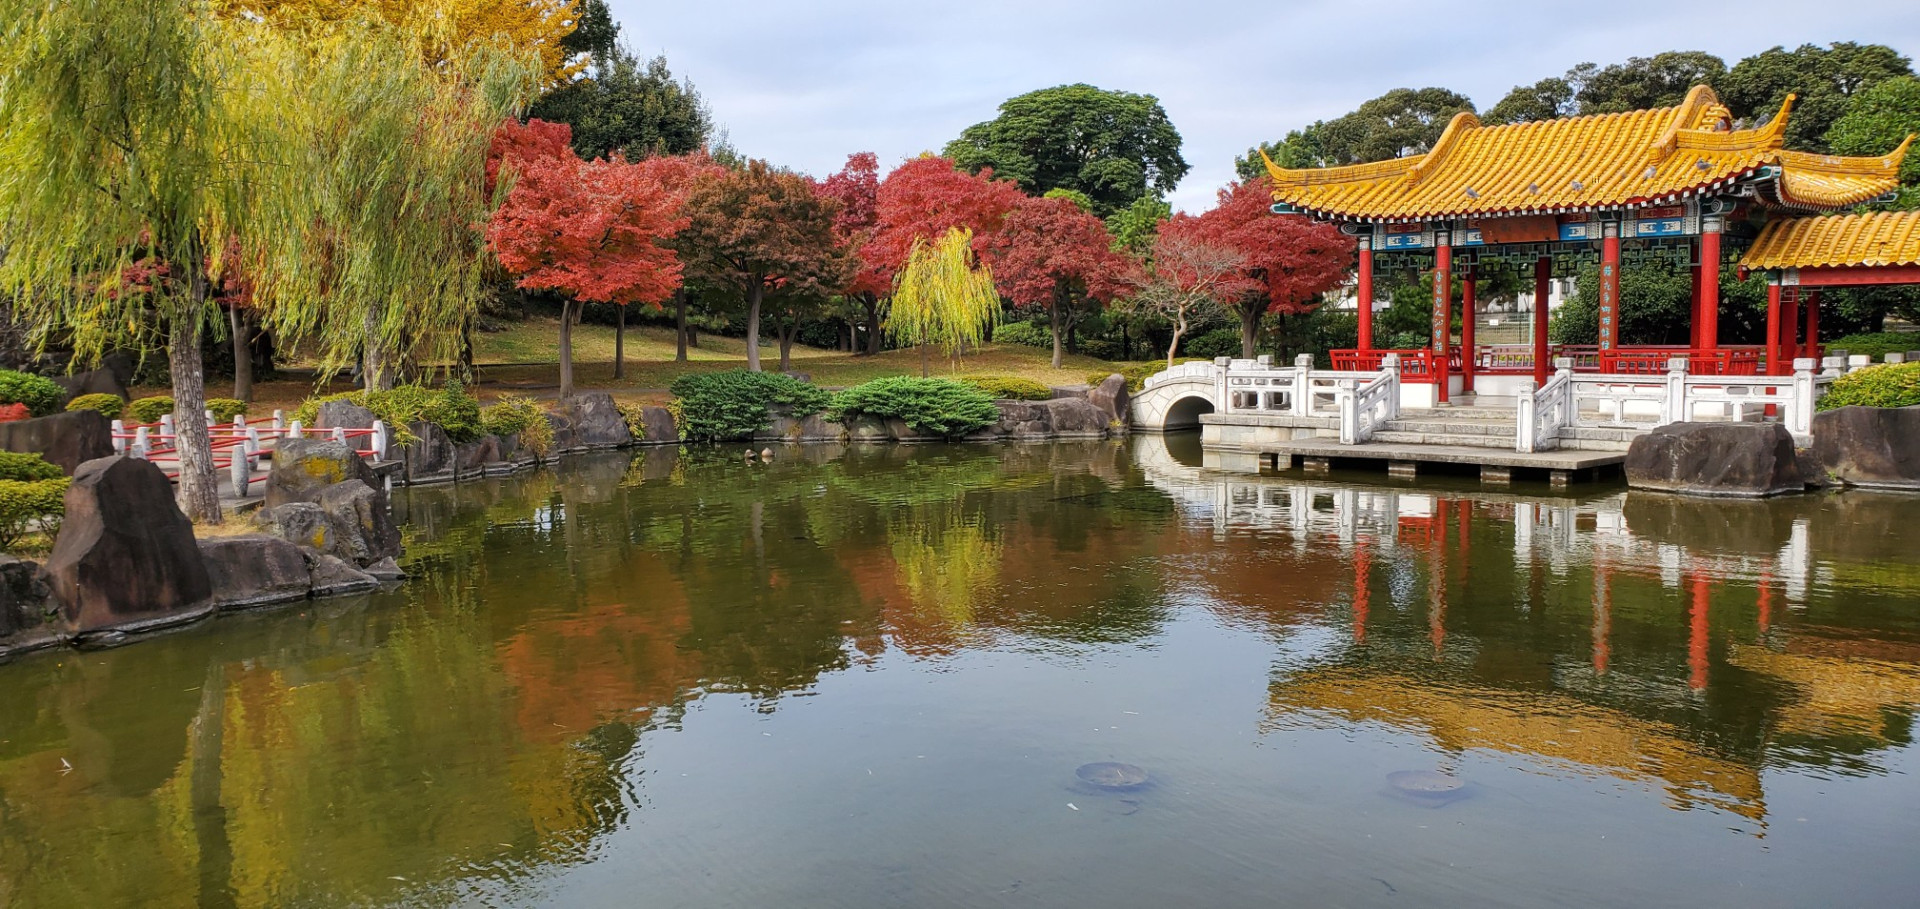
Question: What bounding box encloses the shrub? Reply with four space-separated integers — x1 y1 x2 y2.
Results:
1819 362 1920 410
1826 333 1920 362
960 375 1053 401
0 404 28 423
1079 337 1121 360
669 370 831 442
65 393 124 419
828 376 999 437
991 321 1050 349
1090 359 1207 393
0 452 64 482
206 398 248 423
291 381 482 443
125 396 175 425
480 396 553 455
0 370 66 417
0 477 68 550
1182 328 1242 360
617 403 651 440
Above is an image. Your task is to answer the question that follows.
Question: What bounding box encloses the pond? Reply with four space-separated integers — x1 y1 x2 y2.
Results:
3 437 1919 907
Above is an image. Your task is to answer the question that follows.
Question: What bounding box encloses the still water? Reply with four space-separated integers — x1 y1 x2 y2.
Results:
4 437 1920 907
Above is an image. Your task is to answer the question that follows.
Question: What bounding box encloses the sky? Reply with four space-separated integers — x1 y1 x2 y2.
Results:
602 0 1920 214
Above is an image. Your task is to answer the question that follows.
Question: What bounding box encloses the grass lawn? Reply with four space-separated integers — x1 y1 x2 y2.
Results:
156 319 1135 413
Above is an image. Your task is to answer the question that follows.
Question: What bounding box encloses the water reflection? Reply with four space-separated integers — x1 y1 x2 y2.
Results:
0 439 1916 906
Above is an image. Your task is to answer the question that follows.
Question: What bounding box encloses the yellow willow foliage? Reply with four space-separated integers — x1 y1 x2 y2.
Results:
890 515 1003 631
888 227 1001 368
211 0 584 86
229 19 537 379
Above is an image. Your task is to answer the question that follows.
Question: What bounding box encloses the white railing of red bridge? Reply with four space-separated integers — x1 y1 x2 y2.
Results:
110 411 390 497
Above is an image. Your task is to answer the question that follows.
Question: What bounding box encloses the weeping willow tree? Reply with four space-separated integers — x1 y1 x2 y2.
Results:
888 228 1002 377
231 17 537 388
0 0 248 521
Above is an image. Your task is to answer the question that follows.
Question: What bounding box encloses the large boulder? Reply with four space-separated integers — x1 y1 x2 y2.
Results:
1811 406 1920 490
755 408 841 443
453 434 502 474
264 438 377 508
843 415 890 442
552 392 633 451
993 401 1055 439
317 479 402 564
53 367 128 403
304 551 379 597
1624 422 1804 498
198 534 312 609
400 421 455 483
314 399 378 430
1044 398 1112 438
1086 374 1131 429
44 456 214 637
634 406 677 445
0 555 62 654
0 410 114 474
254 502 350 561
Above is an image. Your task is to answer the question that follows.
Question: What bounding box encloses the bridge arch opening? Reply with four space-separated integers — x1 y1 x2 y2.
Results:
1162 395 1215 431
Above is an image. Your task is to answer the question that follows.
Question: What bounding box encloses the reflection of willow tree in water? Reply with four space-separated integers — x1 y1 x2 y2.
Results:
890 514 1003 634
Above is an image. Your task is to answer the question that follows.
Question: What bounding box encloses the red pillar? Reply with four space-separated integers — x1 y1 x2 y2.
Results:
1433 234 1453 404
1598 222 1621 351
1593 557 1611 676
1689 576 1711 692
1353 542 1371 645
1765 280 1784 376
1689 252 1704 350
1430 498 1448 658
1782 288 1801 373
1356 237 1375 351
1461 266 1478 393
1699 220 1723 351
1805 290 1821 361
1533 256 1551 387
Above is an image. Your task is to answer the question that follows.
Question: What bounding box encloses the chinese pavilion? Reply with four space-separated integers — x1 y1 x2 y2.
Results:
1261 85 1912 403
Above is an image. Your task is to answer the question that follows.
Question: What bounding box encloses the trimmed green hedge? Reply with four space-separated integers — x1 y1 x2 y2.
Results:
0 452 64 482
207 398 248 423
1819 362 1920 410
65 393 124 420
0 477 68 550
991 321 1050 349
0 370 66 417
1826 333 1920 362
126 396 175 425
1181 328 1241 360
960 375 1053 401
669 370 830 442
828 376 999 437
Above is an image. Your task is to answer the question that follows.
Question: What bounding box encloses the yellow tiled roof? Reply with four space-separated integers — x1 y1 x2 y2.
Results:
1741 211 1920 269
1263 86 1909 222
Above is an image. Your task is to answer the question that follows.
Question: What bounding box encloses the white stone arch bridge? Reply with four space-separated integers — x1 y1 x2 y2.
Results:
1130 360 1222 431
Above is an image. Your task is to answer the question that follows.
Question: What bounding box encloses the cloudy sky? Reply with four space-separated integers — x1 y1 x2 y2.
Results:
603 0 1919 214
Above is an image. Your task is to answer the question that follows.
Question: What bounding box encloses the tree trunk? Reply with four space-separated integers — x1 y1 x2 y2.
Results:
778 323 794 372
228 306 252 403
191 664 236 909
362 309 394 391
614 304 625 379
1050 303 1065 370
864 296 883 356
1239 303 1261 360
558 298 577 398
920 342 931 378
745 280 764 372
674 291 690 361
459 315 475 377
1167 314 1186 368
171 294 222 525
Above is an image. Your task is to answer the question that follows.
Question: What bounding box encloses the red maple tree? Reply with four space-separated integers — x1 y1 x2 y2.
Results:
1201 178 1353 359
1130 213 1258 366
820 152 886 354
985 194 1134 368
632 151 727 364
868 155 1024 283
486 118 689 396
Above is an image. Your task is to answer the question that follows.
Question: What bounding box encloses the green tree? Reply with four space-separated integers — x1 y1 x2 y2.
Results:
1827 75 1920 208
528 47 712 161
945 83 1189 216
1106 195 1171 255
1238 87 1474 175
1484 76 1578 124
1574 52 1726 113
0 0 244 521
1723 43 1913 151
889 229 1001 376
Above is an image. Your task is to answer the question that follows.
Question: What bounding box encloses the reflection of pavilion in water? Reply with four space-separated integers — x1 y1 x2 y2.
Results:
1135 435 1920 828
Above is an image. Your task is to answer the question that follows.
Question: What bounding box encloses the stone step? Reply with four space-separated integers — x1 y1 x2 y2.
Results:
1369 430 1520 449
1396 408 1516 422
1562 426 1645 443
1382 419 1517 437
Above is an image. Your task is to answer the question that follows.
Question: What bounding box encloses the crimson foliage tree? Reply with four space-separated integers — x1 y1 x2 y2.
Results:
677 159 847 372
634 151 726 364
486 118 688 397
868 155 1025 280
820 152 885 354
1201 180 1353 359
985 195 1133 368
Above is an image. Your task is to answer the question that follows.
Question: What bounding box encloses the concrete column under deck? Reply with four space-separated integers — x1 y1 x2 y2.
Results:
1388 461 1419 479
1482 465 1513 486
